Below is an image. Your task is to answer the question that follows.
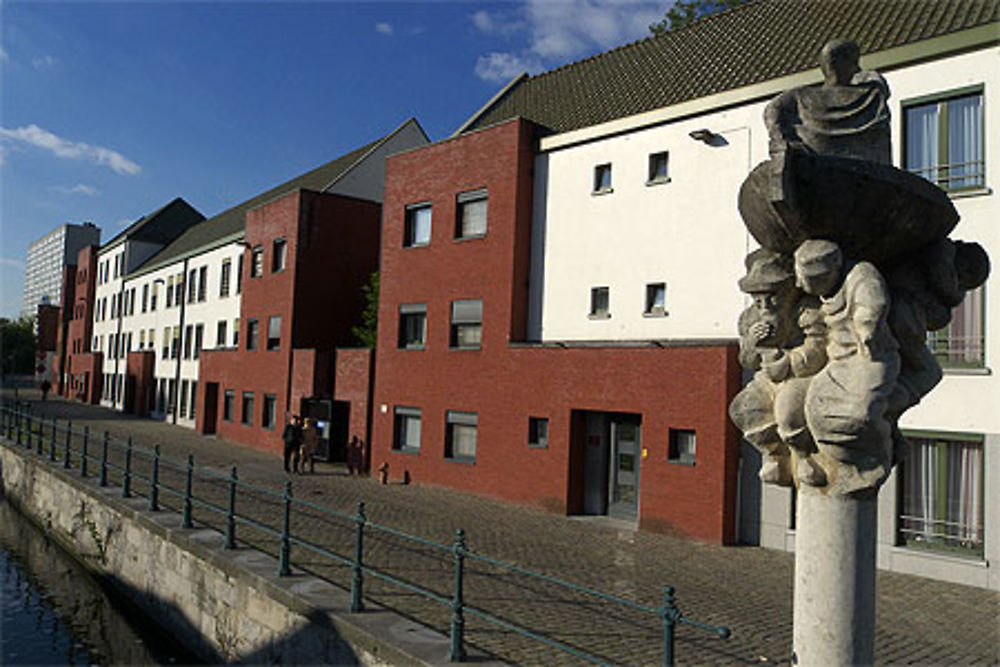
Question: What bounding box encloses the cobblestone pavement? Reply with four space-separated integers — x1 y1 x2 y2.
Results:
2 388 998 665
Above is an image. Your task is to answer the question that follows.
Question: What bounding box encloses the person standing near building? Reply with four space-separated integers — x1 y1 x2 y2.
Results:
281 415 302 474
301 417 318 475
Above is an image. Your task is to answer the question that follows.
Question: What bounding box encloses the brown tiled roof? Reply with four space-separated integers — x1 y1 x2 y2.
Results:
461 0 1000 135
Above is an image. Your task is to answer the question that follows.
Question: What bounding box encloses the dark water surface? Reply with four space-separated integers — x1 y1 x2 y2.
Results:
0 494 201 666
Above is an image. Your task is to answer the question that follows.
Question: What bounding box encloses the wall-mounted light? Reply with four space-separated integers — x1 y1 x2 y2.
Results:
688 128 719 144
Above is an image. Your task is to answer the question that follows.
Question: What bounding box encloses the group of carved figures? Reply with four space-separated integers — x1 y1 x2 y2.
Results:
728 40 990 496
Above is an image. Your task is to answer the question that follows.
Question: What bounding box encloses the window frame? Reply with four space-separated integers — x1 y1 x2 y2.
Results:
902 85 985 193
266 316 281 351
455 189 488 240
262 394 277 430
250 246 264 278
644 282 667 317
403 203 432 248
272 238 287 273
668 428 697 465
528 417 549 449
247 319 259 351
241 392 254 426
393 406 422 452
593 163 613 194
589 286 610 319
445 410 478 462
449 299 483 350
223 390 235 422
926 285 986 369
398 303 427 350
647 151 670 185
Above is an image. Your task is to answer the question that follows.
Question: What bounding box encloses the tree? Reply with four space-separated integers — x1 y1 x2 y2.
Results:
1 317 37 375
351 272 380 349
649 0 749 35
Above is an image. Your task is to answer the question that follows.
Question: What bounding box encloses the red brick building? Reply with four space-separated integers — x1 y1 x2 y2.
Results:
62 245 102 404
370 119 742 543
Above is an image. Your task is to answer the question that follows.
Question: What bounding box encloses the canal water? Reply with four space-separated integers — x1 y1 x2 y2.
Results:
0 492 201 665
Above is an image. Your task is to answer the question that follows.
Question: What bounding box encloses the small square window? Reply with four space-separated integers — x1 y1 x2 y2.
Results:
450 299 482 349
241 392 254 426
528 417 548 449
648 152 670 184
262 394 277 430
217 320 228 348
645 282 667 316
445 411 478 461
251 246 264 277
247 319 259 351
223 390 234 422
593 164 612 193
669 429 696 465
589 286 610 319
272 238 287 273
398 304 427 349
267 316 281 350
393 406 422 451
404 204 432 247
456 190 488 239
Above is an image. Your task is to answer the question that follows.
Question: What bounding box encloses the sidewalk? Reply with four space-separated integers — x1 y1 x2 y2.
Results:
3 387 998 665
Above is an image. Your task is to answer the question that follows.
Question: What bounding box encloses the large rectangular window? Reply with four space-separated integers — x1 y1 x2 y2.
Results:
404 204 432 247
927 286 984 368
241 392 254 426
904 88 984 191
267 316 281 350
445 411 478 461
194 324 204 359
899 434 983 556
236 254 244 293
188 269 197 303
251 246 264 277
262 394 277 430
217 320 228 348
450 299 482 349
398 303 427 349
183 324 193 359
179 380 189 418
393 407 422 451
174 273 184 306
272 238 287 273
247 319 259 350
223 390 234 422
198 266 207 302
456 190 487 239
170 326 180 359
142 284 149 313
220 259 232 297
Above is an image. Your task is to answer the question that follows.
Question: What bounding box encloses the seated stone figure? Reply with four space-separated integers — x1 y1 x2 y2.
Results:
765 38 890 165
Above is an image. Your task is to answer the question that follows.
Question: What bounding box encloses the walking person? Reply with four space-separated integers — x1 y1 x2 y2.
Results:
301 417 318 475
281 414 303 474
347 436 360 475
40 379 51 402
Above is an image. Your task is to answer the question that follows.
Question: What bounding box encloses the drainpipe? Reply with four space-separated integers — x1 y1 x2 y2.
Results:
173 258 190 425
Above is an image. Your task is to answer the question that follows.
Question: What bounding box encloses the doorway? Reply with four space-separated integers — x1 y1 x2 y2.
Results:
579 411 642 519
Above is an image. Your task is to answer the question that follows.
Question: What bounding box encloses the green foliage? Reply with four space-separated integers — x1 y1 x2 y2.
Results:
649 0 749 35
351 271 380 349
1 317 37 375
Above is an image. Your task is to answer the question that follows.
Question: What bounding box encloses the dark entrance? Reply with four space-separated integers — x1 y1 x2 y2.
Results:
202 382 219 435
576 411 642 520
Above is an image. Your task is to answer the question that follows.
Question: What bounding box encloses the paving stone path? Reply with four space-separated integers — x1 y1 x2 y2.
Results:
2 387 997 665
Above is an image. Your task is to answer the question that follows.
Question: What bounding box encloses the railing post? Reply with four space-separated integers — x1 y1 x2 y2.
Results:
79 425 88 478
661 585 679 667
149 445 160 511
449 529 467 662
350 501 366 612
99 431 109 487
62 421 71 469
182 454 194 528
38 418 47 455
278 481 292 576
24 413 32 449
122 437 133 498
224 467 237 549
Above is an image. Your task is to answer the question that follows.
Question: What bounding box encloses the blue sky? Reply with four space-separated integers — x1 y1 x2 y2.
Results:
0 0 671 319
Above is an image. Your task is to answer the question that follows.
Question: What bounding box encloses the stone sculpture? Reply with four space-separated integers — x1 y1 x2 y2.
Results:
730 39 990 498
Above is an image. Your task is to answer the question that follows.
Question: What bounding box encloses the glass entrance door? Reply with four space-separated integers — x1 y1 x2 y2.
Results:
608 416 641 519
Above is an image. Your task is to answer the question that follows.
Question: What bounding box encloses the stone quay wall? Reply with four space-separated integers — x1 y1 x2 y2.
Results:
0 440 467 666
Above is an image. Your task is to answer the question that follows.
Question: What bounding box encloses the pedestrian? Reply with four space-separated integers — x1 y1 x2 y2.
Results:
40 379 51 402
347 435 361 475
301 417 317 475
281 414 302 474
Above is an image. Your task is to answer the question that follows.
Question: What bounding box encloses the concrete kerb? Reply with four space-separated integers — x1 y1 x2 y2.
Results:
0 438 502 666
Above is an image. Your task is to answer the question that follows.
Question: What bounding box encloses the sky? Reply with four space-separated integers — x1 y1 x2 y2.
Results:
0 0 673 320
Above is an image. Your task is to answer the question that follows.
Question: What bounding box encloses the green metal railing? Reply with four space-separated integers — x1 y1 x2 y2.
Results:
0 403 730 665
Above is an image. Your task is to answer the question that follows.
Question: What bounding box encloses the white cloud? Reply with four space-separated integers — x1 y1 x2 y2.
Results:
32 54 56 71
472 0 669 81
474 52 541 83
0 124 141 176
52 183 100 196
375 22 394 36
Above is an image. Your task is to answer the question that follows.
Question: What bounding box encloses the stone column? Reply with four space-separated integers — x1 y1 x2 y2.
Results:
792 491 877 666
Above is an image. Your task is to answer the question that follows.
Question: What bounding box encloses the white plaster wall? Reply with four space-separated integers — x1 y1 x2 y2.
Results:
533 106 764 342
93 244 127 409
326 120 428 203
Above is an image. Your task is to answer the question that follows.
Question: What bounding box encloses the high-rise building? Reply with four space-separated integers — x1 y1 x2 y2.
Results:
21 222 101 320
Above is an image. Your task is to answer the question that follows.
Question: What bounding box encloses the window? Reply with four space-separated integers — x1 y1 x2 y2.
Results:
183 324 193 359
142 284 149 312
528 417 549 449
151 283 158 311
162 327 170 360
927 286 984 368
190 381 197 420
171 326 180 359
148 329 155 351
223 390 234 421
648 152 670 184
450 299 482 349
262 394 277 430
217 320 228 348
128 288 136 315
589 286 610 319
272 239 287 273
241 392 254 425
445 411 478 461
645 282 666 316
166 276 174 307
404 204 432 247
237 254 244 293
174 273 184 306
220 259 231 297
198 266 207 301
456 190 487 239
393 407 422 451
593 163 612 193
247 319 259 350
267 316 281 350
904 89 983 191
251 246 264 277
179 380 189 418
899 434 983 556
669 429 697 465
233 318 240 347
194 324 204 359
398 304 427 349
188 269 197 303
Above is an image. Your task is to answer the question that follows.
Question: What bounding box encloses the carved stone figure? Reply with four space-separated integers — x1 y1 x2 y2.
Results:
729 40 990 498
